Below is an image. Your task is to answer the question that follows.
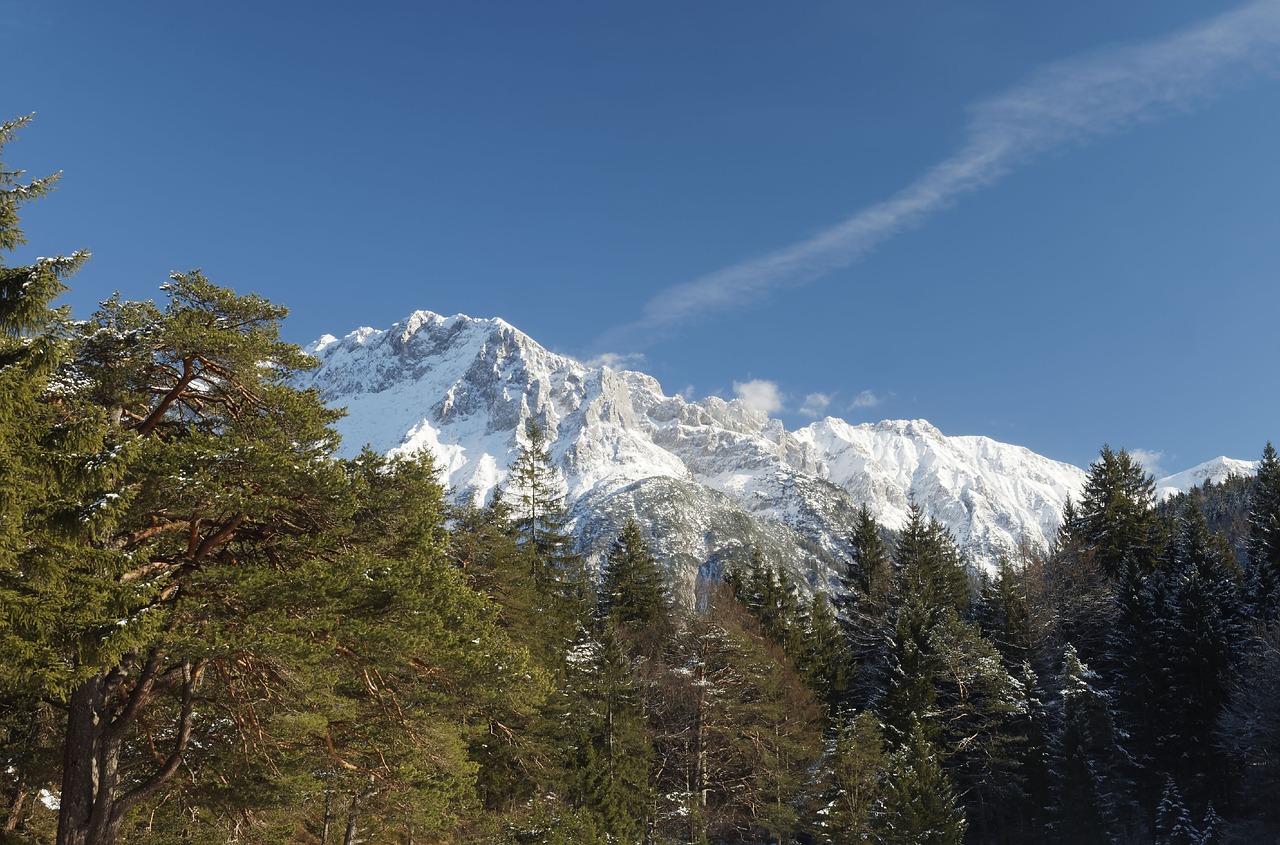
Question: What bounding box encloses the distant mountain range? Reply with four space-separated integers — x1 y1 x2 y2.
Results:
300 311 1257 595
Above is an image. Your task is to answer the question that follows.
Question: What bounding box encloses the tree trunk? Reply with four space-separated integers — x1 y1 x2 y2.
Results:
320 792 333 845
343 790 361 845
56 675 104 845
56 658 200 845
4 789 29 834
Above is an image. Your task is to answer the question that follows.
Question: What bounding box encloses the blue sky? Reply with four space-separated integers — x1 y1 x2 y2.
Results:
6 1 1280 474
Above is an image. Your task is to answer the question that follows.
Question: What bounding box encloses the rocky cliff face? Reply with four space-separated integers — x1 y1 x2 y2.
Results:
300 310 1248 597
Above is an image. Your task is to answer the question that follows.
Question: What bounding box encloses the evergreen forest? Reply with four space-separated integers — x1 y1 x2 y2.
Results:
4 117 1280 845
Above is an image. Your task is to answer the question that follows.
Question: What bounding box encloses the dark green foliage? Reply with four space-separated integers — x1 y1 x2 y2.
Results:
507 418 593 645
0 115 91 840
553 626 654 844
871 718 966 845
647 585 824 845
821 710 887 844
729 547 805 653
598 518 669 640
976 556 1033 668
1070 445 1159 579
1246 443 1280 617
796 591 853 712
845 503 892 603
1150 503 1246 804
1218 622 1280 829
840 506 896 711
892 503 971 616
1046 645 1138 845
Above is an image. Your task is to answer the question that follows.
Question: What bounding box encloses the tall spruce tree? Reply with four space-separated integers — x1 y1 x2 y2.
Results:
1246 442 1280 617
1149 502 1246 806
1073 445 1159 579
841 505 895 710
821 710 887 844
1153 776 1197 845
1046 645 1138 845
870 717 966 845
507 418 591 645
598 517 668 638
0 113 91 840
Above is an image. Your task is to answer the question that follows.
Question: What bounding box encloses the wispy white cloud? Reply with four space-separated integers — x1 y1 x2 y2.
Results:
849 389 884 410
799 392 833 418
1129 448 1167 478
585 350 647 370
597 1 1280 348
733 379 784 415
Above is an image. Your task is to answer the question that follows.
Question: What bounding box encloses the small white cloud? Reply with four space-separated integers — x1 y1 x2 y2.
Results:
1129 448 1166 478
585 351 646 370
733 379 784 416
799 392 833 418
849 390 883 410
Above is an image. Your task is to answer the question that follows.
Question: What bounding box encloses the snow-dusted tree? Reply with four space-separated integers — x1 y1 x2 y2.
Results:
1154 776 1198 845
1197 803 1223 845
1246 442 1280 617
870 717 966 845
1046 645 1139 845
1218 622 1280 829
821 710 887 844
1147 503 1246 804
0 113 90 840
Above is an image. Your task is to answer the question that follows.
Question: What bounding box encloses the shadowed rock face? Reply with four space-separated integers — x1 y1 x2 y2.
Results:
302 310 1094 598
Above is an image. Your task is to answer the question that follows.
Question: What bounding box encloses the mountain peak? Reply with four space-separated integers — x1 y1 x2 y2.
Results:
1155 456 1258 500
299 309 1106 588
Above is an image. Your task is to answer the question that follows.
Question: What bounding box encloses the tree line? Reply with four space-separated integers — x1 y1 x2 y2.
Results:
4 116 1280 844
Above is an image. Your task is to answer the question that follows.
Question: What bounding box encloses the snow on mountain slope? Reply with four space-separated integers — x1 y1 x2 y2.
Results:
791 418 1086 560
301 310 1093 586
1155 456 1258 500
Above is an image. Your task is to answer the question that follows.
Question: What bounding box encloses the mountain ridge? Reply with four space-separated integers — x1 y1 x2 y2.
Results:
300 310 1252 592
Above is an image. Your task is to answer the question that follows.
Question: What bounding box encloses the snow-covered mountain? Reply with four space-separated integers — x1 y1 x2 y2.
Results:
299 310 1246 595
1153 456 1259 501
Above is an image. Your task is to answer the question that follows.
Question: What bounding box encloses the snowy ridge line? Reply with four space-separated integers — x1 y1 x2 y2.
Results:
299 310 1252 582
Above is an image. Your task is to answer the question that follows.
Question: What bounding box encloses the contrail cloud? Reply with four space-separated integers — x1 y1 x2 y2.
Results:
597 0 1280 351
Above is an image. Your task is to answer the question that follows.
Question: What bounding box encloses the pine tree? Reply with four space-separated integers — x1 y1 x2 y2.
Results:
797 591 853 712
1073 445 1159 579
870 717 966 845
841 505 896 711
1046 645 1138 845
1218 622 1280 829
976 555 1033 668
845 503 891 602
893 503 971 616
822 711 887 844
1154 776 1198 845
554 625 654 844
507 418 591 645
0 258 541 844
598 517 669 639
1197 803 1223 845
0 113 90 842
648 586 823 845
1148 502 1247 805
1245 442 1280 617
